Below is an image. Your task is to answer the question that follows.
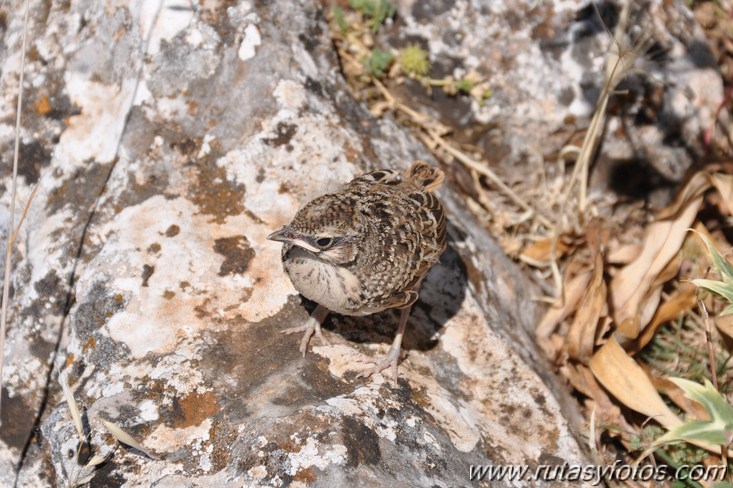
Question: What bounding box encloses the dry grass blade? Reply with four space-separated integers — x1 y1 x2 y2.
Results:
426 132 554 229
8 185 37 248
59 370 84 441
0 0 31 422
565 229 607 363
567 1 642 213
84 454 108 468
103 421 157 459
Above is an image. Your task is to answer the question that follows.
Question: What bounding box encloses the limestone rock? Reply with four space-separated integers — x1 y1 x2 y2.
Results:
0 1 598 486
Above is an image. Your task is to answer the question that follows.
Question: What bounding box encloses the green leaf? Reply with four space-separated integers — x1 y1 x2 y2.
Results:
694 231 733 285
692 278 733 304
455 78 475 92
332 6 349 33
365 49 394 78
349 0 395 31
657 419 729 445
662 378 733 445
477 88 493 106
671 378 733 425
635 378 733 462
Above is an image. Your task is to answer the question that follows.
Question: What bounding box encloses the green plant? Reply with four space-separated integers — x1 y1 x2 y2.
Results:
641 314 733 390
332 5 349 33
366 48 394 78
637 378 733 460
398 44 430 77
349 0 395 31
691 231 733 315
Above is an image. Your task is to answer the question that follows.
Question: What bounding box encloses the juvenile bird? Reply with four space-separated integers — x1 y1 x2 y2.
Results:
267 161 446 380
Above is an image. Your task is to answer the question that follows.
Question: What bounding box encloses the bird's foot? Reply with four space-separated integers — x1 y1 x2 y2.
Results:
355 346 403 383
281 315 330 356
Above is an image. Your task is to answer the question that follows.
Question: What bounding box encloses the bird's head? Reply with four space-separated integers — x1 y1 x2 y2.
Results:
268 195 361 266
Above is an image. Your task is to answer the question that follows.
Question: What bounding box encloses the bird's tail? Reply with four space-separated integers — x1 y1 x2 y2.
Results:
405 161 444 192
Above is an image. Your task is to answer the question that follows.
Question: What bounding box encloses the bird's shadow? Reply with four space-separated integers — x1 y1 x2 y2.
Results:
306 224 468 353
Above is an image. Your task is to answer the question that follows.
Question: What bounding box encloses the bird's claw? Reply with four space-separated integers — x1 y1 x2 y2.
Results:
355 348 402 383
281 317 329 356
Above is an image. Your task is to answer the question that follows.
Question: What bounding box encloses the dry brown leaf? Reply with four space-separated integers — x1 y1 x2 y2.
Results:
627 286 663 341
550 333 564 356
565 225 607 363
715 313 733 350
519 235 573 267
626 284 697 355
564 364 621 416
709 172 733 215
606 242 642 265
590 336 681 428
536 268 592 341
621 254 684 342
595 316 613 344
656 170 714 220
611 173 705 341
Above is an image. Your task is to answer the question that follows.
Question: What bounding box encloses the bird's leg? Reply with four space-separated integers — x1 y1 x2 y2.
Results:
356 305 411 382
281 304 330 356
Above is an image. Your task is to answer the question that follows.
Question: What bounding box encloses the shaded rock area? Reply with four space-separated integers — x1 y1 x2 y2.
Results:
0 0 717 486
387 0 722 205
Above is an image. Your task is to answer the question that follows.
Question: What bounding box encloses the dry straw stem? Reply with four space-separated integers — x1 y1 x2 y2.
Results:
0 0 31 422
692 230 731 467
368 78 554 229
696 265 721 391
60 369 84 441
58 369 113 487
539 4 644 302
103 421 157 459
563 0 642 213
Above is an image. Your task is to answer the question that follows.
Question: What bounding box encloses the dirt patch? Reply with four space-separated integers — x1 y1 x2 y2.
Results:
213 235 255 276
189 162 245 224
170 391 221 429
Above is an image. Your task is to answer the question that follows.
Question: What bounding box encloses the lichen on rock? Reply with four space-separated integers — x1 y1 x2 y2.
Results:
6 0 720 486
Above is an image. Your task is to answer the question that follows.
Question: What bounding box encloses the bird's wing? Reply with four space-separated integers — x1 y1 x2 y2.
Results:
346 169 403 193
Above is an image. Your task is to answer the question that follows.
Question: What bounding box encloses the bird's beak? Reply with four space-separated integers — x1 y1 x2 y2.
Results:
267 227 293 243
267 227 321 253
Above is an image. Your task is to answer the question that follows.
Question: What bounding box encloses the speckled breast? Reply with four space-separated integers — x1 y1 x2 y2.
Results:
282 245 366 316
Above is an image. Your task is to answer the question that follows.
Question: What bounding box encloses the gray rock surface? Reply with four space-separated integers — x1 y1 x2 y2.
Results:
387 0 722 204
1 0 717 486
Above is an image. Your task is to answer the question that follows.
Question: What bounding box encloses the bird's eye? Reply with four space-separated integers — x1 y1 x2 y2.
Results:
316 237 334 249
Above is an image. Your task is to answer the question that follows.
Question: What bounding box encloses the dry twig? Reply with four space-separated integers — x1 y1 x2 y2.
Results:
0 0 31 421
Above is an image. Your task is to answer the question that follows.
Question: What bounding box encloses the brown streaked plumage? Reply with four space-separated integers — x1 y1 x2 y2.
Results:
267 161 446 380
